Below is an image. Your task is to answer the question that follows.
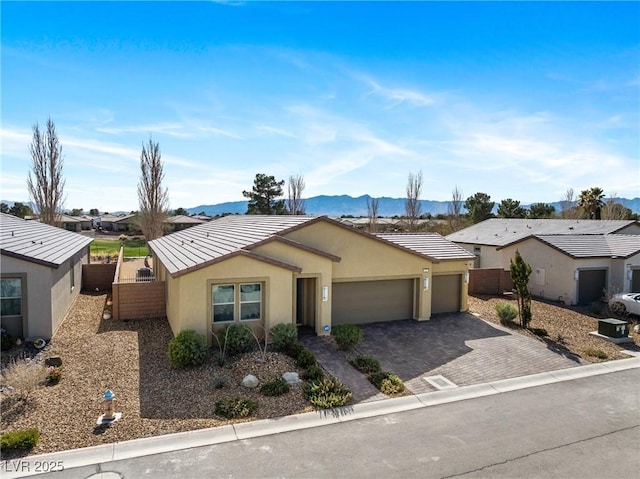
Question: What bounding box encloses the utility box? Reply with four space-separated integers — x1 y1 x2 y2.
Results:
598 318 629 338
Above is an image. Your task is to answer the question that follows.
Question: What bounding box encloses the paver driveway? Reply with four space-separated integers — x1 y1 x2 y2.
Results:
301 313 585 401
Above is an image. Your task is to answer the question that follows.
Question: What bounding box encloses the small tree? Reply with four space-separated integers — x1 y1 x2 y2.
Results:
243 174 286 214
137 137 169 241
8 202 34 219
528 203 556 219
509 250 533 328
0 203 9 214
448 185 464 232
367 196 379 233
173 207 188 216
286 174 306 215
27 118 66 226
405 170 422 232
464 192 494 224
89 208 100 216
497 199 527 218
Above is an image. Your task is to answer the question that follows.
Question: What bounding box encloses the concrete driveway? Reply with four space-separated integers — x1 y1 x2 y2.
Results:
300 313 585 401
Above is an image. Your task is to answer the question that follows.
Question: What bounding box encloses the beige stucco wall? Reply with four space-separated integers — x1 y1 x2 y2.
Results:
456 242 502 268
50 250 87 337
623 252 640 292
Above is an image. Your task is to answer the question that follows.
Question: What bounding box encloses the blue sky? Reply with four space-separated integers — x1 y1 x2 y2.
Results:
1 1 638 213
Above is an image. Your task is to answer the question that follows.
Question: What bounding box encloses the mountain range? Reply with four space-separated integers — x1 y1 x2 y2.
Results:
187 195 640 217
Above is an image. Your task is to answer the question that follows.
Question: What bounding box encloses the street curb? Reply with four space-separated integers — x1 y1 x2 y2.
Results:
2 358 639 478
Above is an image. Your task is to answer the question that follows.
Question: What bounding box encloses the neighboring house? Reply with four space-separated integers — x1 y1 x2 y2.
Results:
78 215 96 230
100 213 136 232
55 213 82 232
164 215 205 231
447 219 640 305
149 215 474 341
0 213 92 339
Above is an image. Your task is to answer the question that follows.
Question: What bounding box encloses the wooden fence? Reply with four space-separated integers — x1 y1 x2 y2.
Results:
468 268 513 295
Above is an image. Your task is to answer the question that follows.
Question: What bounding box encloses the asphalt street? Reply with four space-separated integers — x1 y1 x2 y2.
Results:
26 368 640 479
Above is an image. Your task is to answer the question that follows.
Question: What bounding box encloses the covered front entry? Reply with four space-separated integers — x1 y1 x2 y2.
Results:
578 269 607 305
296 277 317 329
431 274 462 314
332 279 414 325
632 269 640 293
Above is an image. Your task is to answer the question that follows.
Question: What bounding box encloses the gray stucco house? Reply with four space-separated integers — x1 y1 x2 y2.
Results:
0 213 93 340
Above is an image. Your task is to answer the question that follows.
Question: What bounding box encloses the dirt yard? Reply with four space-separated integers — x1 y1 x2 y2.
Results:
468 295 640 361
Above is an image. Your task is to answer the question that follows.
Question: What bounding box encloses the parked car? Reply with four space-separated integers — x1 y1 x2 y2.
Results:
608 293 640 316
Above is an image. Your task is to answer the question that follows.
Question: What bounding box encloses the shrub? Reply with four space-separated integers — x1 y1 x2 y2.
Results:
46 366 62 385
260 379 290 397
212 376 227 389
168 330 208 369
530 327 548 337
495 303 518 325
349 355 381 374
368 371 405 395
332 324 363 350
302 364 325 381
284 342 305 360
1 328 14 351
214 397 258 419
1 358 47 400
304 376 353 408
218 324 254 357
0 429 40 451
270 324 298 352
296 348 316 368
585 348 608 360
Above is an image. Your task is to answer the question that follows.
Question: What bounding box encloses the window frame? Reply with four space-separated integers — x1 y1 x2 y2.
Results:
212 284 236 324
239 283 262 322
0 277 23 318
211 281 264 324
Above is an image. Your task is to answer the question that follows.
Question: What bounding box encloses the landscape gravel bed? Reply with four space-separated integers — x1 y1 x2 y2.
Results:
0 293 311 458
468 295 639 361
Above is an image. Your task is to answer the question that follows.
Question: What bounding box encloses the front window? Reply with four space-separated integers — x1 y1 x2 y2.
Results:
240 283 261 321
0 278 22 316
212 284 235 323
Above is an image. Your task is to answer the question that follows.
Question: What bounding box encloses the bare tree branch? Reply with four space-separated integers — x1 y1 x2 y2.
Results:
137 137 169 241
27 118 66 226
286 174 306 215
447 185 463 232
367 196 379 233
405 171 422 232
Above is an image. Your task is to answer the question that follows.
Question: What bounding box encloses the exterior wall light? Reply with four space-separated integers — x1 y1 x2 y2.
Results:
423 277 429 291
322 286 329 302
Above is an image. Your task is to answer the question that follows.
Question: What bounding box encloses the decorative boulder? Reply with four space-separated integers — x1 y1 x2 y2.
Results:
241 374 259 388
282 372 301 385
45 356 63 367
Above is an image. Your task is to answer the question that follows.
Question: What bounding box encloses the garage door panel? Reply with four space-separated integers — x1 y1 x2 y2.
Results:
332 279 413 325
578 269 606 305
632 270 640 293
432 274 461 314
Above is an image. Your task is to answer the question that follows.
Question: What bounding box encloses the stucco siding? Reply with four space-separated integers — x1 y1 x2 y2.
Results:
456 242 501 268
618 223 640 235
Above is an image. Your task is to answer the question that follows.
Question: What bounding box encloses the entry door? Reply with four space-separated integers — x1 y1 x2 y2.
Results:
578 269 607 305
296 278 316 328
632 269 640 293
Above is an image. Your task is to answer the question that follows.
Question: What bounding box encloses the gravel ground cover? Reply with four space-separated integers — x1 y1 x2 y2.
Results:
0 293 311 458
468 295 640 362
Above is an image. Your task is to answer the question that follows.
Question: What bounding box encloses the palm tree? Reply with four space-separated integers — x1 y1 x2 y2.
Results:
578 187 605 219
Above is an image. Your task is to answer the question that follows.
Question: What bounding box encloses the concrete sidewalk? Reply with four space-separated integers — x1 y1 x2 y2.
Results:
2 356 638 479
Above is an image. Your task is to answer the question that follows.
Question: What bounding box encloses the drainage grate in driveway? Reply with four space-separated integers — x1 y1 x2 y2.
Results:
423 375 459 390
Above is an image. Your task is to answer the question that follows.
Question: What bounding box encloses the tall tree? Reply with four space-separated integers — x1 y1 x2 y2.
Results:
464 192 494 224
243 174 286 215
27 118 65 226
70 208 83 217
578 187 605 219
173 207 188 216
0 203 9 214
137 137 169 241
367 196 379 233
528 203 556 219
601 193 632 220
447 185 464 232
509 249 533 328
497 198 527 218
89 208 99 216
405 171 422 232
8 202 33 219
286 174 306 215
560 188 578 219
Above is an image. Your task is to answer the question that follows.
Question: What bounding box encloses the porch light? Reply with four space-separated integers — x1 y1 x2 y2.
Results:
574 270 579 281
464 273 469 284
423 277 429 291
322 286 329 302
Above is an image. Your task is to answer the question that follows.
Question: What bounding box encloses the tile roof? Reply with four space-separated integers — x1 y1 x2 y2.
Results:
149 215 318 276
531 234 640 259
0 213 93 267
446 218 637 247
376 233 476 261
164 215 205 225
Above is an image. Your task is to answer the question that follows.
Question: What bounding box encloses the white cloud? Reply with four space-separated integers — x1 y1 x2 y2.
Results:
255 125 296 138
366 79 435 108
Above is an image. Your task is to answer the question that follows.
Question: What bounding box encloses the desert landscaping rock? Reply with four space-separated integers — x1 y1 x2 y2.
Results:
241 374 259 388
282 372 301 385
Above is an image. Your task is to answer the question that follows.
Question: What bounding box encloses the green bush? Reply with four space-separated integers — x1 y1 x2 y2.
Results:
260 379 290 397
218 324 254 357
296 348 316 368
1 329 14 351
270 324 298 352
212 376 227 389
531 327 548 337
349 355 381 374
304 376 353 408
284 342 305 360
214 397 258 419
495 303 518 325
585 348 608 360
302 364 325 381
0 429 40 451
332 324 363 350
368 371 405 395
168 330 208 368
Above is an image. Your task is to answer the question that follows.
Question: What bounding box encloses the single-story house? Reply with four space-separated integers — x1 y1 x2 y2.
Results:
447 219 640 304
55 213 82 232
0 213 93 339
149 215 475 341
164 214 205 231
100 213 136 232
